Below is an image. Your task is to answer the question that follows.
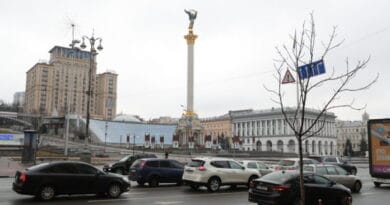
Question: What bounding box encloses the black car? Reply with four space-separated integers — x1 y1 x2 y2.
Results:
13 161 130 200
248 170 352 205
103 153 157 175
129 158 184 187
308 156 357 175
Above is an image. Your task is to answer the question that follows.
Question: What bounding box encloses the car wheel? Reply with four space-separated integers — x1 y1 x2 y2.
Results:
137 180 145 186
190 185 199 190
350 168 357 175
36 185 55 201
247 176 259 187
353 181 362 193
107 183 122 198
149 176 159 187
114 169 124 175
374 182 381 187
207 177 221 192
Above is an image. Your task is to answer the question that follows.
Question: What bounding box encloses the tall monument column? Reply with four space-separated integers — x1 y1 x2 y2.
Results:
184 9 198 116
176 9 203 147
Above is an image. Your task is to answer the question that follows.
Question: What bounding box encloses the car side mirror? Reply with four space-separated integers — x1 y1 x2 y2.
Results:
242 166 245 170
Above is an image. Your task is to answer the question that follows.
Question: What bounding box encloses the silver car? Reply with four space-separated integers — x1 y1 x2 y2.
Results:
304 164 362 193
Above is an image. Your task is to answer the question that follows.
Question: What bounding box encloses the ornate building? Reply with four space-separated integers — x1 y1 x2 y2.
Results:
230 108 337 156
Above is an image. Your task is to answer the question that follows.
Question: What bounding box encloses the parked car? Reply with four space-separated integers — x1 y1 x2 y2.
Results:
248 170 352 205
182 157 260 192
129 158 184 187
304 164 362 192
103 153 157 175
273 158 319 171
240 160 273 176
13 161 130 201
308 156 358 175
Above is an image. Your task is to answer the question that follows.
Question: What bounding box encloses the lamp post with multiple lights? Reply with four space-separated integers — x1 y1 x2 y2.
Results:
79 33 103 162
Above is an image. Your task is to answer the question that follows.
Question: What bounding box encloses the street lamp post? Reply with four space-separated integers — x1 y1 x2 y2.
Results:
104 121 108 153
79 33 103 163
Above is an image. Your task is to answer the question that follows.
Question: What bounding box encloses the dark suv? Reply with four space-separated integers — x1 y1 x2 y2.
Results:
103 154 157 175
129 158 184 187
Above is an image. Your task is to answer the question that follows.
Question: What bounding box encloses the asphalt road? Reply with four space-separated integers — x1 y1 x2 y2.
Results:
1 168 389 205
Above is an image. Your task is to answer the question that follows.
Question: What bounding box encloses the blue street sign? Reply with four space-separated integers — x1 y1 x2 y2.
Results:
298 60 326 79
0 134 14 140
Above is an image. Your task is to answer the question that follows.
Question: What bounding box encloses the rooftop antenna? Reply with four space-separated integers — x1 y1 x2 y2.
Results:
69 23 80 48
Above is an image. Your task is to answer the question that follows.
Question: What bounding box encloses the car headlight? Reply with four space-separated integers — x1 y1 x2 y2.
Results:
122 177 130 182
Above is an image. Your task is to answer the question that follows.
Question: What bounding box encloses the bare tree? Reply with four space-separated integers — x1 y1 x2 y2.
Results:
265 14 378 205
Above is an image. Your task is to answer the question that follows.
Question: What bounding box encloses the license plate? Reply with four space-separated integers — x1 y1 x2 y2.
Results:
256 185 268 191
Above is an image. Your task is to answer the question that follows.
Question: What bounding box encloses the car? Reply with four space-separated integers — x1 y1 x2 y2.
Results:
273 158 319 171
240 160 273 176
129 158 184 187
303 164 362 193
308 156 358 175
182 157 260 192
103 153 157 175
248 170 352 205
12 161 130 201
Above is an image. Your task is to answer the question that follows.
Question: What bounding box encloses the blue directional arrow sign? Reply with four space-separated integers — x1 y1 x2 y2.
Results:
298 60 326 79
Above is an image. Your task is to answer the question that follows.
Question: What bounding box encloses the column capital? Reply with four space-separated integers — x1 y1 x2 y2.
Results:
184 33 198 45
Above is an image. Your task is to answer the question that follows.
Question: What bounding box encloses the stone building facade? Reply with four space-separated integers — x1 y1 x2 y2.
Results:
201 114 232 148
336 112 369 155
24 46 117 120
230 108 337 156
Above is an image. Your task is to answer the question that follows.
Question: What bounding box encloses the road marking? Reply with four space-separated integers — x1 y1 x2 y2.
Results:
154 201 184 205
88 198 129 203
360 192 376 196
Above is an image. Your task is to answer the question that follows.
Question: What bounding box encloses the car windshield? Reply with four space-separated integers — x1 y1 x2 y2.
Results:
278 160 295 166
119 156 130 162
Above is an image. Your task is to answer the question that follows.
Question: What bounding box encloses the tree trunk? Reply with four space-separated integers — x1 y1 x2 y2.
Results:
298 135 305 205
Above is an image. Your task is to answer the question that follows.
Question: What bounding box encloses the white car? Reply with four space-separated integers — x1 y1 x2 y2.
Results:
239 160 273 176
182 157 260 192
273 158 319 171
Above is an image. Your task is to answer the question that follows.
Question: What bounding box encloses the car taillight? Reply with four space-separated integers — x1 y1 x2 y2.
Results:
274 166 279 171
272 185 290 192
197 166 207 171
140 161 146 168
19 173 27 183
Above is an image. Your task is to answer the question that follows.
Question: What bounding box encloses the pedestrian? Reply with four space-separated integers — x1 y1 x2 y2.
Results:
165 151 169 159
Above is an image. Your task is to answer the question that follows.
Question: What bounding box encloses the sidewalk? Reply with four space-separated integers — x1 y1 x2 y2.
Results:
0 157 28 178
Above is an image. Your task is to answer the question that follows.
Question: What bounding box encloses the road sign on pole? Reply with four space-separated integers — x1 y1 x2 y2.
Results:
282 69 295 84
298 60 326 79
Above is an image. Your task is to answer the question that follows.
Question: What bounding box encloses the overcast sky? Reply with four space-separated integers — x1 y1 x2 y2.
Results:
1 0 389 121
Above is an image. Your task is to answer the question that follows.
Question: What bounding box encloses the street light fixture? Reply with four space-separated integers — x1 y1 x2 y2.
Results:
79 32 103 163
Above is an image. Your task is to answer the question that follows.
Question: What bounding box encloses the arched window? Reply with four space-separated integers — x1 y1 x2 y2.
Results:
256 141 262 151
266 140 272 152
288 139 296 152
277 140 284 152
